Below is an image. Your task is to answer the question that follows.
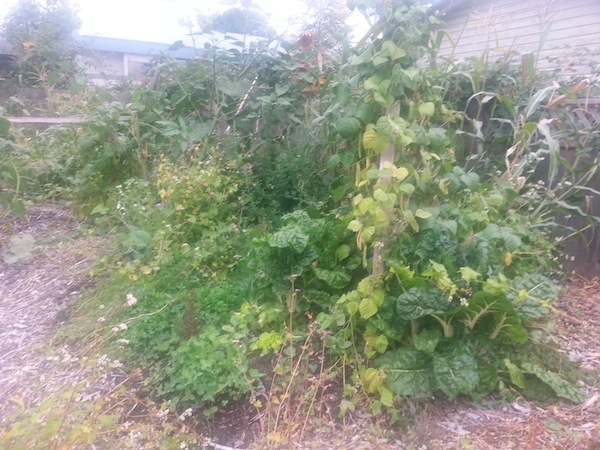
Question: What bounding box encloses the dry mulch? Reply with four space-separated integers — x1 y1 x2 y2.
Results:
0 205 106 422
0 204 598 449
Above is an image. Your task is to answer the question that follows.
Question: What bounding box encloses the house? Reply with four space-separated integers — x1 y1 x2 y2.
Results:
78 35 198 85
0 32 270 86
432 0 600 276
432 0 600 78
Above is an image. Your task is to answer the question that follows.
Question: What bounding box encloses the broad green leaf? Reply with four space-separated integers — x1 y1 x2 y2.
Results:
357 196 375 214
398 182 415 195
359 297 378 319
9 200 26 220
347 219 362 232
393 166 409 182
459 267 480 283
418 102 435 117
404 210 419 232
275 83 290 96
336 116 362 139
522 363 586 403
381 40 406 61
362 128 390 154
336 244 351 262
374 348 434 396
363 367 384 393
504 359 526 389
415 209 432 219
268 224 309 253
379 386 394 406
353 102 374 125
372 55 388 66
91 203 109 215
432 343 480 399
313 267 351 289
508 274 559 321
346 301 359 316
413 328 441 354
396 286 451 320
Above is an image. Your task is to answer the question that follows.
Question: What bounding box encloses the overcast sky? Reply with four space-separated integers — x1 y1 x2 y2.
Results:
2 0 322 43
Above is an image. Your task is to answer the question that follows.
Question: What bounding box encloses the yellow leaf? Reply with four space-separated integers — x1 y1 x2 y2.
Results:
10 395 25 411
439 179 449 195
504 252 513 266
362 129 379 149
379 386 394 407
129 273 138 281
267 432 282 442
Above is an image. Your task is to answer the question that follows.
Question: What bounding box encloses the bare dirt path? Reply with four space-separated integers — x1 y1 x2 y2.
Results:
0 205 105 423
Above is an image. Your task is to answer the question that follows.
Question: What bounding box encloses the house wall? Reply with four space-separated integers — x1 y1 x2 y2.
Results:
79 50 127 85
437 0 600 77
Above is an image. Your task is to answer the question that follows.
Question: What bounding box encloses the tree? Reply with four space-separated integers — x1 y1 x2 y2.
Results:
1 0 82 87
198 5 275 38
298 0 352 50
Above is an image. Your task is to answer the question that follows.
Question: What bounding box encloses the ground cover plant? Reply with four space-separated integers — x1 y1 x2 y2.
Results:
1 0 598 447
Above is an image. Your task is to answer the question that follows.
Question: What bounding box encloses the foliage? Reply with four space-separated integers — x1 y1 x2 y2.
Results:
0 0 82 87
4 0 594 429
204 6 275 38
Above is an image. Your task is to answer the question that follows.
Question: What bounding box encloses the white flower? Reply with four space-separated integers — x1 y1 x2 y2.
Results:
112 323 128 332
126 293 138 306
117 339 130 345
97 316 106 322
178 408 193 421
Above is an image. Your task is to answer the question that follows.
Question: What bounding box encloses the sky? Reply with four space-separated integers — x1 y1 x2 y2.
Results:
1 0 353 44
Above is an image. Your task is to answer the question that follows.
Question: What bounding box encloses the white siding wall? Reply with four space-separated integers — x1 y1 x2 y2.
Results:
79 51 126 85
437 0 600 77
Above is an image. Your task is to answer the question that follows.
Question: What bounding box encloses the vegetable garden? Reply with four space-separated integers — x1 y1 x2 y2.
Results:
1 0 598 448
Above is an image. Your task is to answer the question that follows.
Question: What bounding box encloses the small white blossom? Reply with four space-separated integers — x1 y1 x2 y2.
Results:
112 323 128 333
460 297 469 307
178 408 193 421
97 316 106 322
117 339 130 345
126 293 138 306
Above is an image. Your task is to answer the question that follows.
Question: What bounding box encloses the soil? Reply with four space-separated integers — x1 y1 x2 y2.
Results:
0 204 598 449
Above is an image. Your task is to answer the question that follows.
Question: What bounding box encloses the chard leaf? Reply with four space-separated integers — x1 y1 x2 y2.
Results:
413 328 441 354
268 224 309 252
522 363 586 403
432 342 480 399
374 348 434 396
397 286 451 320
313 267 351 289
